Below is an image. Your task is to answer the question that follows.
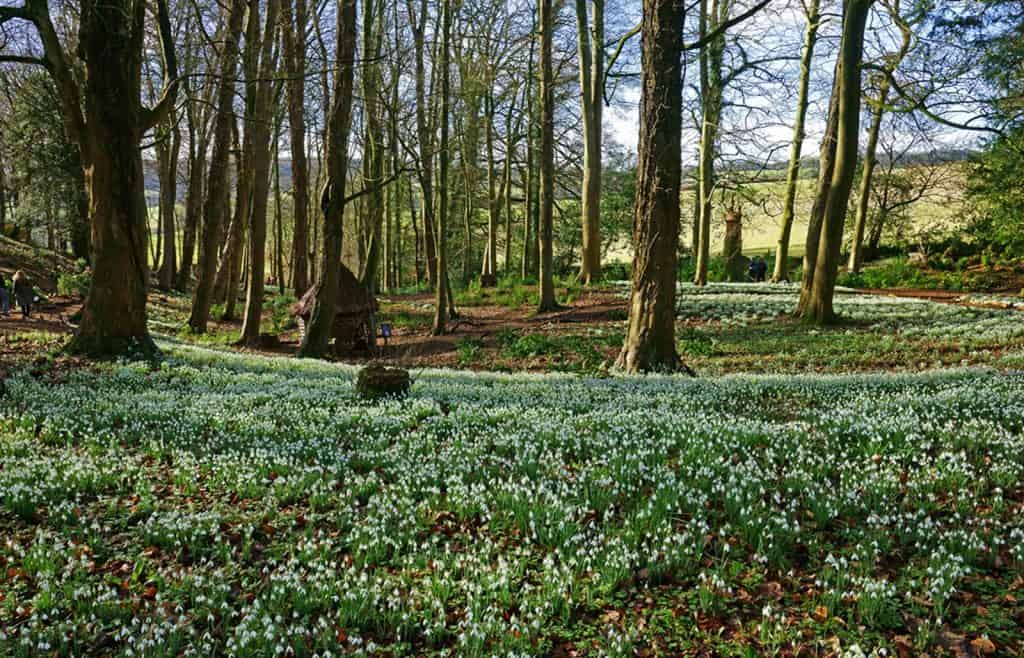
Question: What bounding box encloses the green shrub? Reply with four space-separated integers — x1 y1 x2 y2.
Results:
456 337 485 365
263 293 298 333
57 259 91 299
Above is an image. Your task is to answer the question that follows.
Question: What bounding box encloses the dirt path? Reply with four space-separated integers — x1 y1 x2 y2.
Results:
855 286 1022 310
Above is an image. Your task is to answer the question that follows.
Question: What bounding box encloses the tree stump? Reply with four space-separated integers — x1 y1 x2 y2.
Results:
722 204 748 283
356 364 411 401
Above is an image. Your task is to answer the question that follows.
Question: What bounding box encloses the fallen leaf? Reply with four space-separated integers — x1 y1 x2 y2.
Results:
812 605 829 622
893 635 914 658
970 638 996 655
756 581 783 599
601 610 621 623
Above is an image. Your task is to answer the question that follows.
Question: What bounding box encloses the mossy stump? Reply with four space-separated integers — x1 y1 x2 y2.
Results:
356 365 411 401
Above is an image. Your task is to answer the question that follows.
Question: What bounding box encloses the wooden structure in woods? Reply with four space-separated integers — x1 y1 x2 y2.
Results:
293 265 378 354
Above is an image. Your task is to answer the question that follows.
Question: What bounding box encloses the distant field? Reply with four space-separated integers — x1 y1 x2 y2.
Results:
606 163 967 261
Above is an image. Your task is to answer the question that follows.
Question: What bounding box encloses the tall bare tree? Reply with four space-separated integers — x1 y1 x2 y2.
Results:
802 0 875 323
239 0 283 345
575 0 604 285
188 0 247 334
281 0 311 295
536 0 558 312
617 0 686 372
772 0 821 282
432 0 452 334
297 0 358 358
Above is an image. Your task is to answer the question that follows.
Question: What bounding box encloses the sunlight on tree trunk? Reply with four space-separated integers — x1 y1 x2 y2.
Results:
616 0 686 373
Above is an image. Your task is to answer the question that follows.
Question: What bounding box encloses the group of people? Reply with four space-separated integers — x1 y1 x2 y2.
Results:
747 255 769 283
0 271 34 319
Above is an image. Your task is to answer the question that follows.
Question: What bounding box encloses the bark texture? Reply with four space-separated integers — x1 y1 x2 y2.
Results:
616 0 686 373
802 0 873 323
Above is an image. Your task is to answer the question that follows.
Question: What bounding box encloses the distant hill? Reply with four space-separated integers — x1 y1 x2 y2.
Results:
142 159 297 206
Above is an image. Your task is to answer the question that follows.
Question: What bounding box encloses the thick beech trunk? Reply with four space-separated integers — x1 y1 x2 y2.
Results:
62 0 178 358
616 0 686 373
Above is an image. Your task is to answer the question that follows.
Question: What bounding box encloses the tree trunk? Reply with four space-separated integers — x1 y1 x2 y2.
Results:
359 0 385 294
281 0 310 297
847 82 887 274
722 202 745 282
408 0 437 288
0 147 6 236
65 0 178 357
522 15 539 280
796 56 841 315
178 100 207 291
503 92 517 276
409 181 422 284
694 0 724 287
616 0 686 373
432 0 451 335
240 0 281 346
70 166 91 262
274 131 285 294
772 0 820 283
802 0 873 324
188 0 246 333
536 0 557 312
157 117 181 290
575 0 604 285
297 0 357 358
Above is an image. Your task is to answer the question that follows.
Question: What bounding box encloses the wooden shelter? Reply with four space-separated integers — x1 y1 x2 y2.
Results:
293 266 378 354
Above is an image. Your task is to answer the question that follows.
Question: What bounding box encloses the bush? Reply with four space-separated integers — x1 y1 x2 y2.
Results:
57 259 91 299
456 337 485 365
601 261 631 282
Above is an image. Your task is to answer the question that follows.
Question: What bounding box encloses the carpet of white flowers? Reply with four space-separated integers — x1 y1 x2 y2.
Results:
1 342 1023 656
675 283 1024 341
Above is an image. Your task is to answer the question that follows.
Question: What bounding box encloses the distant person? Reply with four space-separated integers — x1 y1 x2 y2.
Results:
748 256 768 283
12 270 33 319
0 272 10 318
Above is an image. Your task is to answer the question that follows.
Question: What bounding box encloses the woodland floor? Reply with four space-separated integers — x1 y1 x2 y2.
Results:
3 281 1024 376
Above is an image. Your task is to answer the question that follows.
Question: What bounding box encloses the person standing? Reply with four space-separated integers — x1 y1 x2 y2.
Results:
12 270 33 318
